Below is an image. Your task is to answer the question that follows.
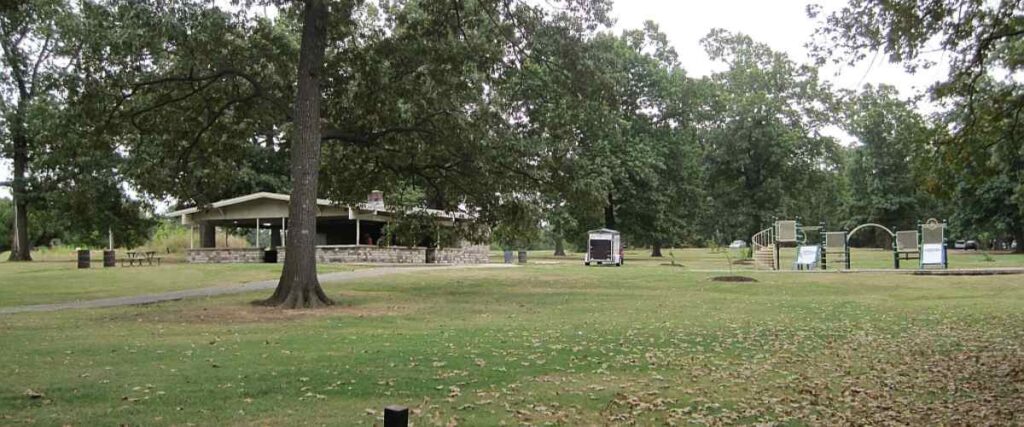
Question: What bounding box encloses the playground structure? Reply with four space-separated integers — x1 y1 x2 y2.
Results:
751 218 948 271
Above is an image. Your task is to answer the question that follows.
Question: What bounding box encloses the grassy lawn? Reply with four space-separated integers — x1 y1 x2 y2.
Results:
494 247 1024 270
2 261 1023 425
0 262 359 308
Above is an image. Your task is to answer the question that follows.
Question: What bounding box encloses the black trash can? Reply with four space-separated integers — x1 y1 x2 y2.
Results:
503 250 513 264
77 249 91 269
517 250 528 264
264 250 278 263
103 250 116 267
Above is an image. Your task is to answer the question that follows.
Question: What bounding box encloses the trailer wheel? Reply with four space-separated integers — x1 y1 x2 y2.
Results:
584 262 590 266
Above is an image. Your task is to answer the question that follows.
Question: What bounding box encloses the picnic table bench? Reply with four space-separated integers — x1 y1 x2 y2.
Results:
120 251 162 267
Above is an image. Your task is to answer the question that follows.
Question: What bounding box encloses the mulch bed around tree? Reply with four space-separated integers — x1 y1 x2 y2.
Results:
710 276 758 283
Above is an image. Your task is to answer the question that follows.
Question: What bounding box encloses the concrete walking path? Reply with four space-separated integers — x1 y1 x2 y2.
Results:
0 264 515 315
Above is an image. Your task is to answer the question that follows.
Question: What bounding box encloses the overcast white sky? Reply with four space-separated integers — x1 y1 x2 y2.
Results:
0 0 947 200
612 0 947 91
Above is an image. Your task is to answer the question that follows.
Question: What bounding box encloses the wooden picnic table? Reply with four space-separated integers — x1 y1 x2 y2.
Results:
121 251 161 267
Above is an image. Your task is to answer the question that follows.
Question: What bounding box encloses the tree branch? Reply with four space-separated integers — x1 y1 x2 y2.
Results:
27 31 52 98
321 126 438 144
127 68 288 121
321 109 452 144
175 89 262 173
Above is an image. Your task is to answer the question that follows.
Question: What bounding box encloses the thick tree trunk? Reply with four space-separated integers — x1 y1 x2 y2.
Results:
9 196 30 261
8 106 31 261
604 192 616 230
261 0 332 308
651 242 663 257
553 237 566 257
1014 229 1024 254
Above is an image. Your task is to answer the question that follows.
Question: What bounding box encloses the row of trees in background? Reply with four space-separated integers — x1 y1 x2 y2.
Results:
3 0 1023 303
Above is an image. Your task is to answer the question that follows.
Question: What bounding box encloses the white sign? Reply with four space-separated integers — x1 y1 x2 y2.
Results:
796 246 819 265
921 243 944 265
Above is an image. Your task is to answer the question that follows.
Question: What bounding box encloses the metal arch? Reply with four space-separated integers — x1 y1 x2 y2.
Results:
846 223 895 243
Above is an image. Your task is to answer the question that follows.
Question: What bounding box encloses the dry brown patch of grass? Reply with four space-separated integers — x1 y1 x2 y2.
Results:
105 295 417 324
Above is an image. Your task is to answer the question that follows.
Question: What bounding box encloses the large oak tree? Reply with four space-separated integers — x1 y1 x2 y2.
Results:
81 0 612 307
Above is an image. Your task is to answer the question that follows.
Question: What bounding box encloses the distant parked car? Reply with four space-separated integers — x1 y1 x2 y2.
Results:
728 240 747 249
965 240 979 250
954 240 966 249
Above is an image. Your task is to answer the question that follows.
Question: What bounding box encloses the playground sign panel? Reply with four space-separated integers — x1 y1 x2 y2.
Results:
921 243 944 266
795 245 819 268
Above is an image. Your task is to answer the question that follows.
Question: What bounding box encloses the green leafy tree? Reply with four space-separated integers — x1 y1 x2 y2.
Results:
491 196 543 252
1 0 69 260
840 85 940 245
812 0 1024 250
81 0 613 307
940 79 1024 251
0 198 9 252
2 0 157 257
74 1 295 205
544 201 576 256
508 22 702 254
698 29 840 242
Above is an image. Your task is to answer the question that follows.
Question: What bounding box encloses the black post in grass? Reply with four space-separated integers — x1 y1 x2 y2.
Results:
820 221 827 270
103 250 116 268
384 405 409 427
845 229 851 270
893 224 900 270
77 249 90 269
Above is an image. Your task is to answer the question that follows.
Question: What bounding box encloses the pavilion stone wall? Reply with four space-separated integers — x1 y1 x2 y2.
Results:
278 246 427 264
434 244 489 264
274 244 489 264
187 248 265 263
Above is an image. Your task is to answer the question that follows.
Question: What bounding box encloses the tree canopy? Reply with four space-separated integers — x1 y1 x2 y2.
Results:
812 0 1024 251
5 0 1022 273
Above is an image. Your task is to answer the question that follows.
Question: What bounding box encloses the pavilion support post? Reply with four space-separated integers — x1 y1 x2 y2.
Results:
282 217 287 246
199 222 216 248
356 219 361 245
190 225 195 249
108 227 114 251
271 228 282 248
256 218 261 248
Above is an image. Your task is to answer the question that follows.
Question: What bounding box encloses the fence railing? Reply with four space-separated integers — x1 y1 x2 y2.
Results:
751 226 775 270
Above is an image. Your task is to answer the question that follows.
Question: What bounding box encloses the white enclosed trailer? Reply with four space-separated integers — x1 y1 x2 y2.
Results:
585 228 622 266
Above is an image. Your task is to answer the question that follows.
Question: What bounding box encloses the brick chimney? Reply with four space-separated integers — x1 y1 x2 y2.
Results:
367 190 384 209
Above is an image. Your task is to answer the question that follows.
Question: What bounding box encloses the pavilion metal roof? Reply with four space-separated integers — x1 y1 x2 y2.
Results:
165 191 475 220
